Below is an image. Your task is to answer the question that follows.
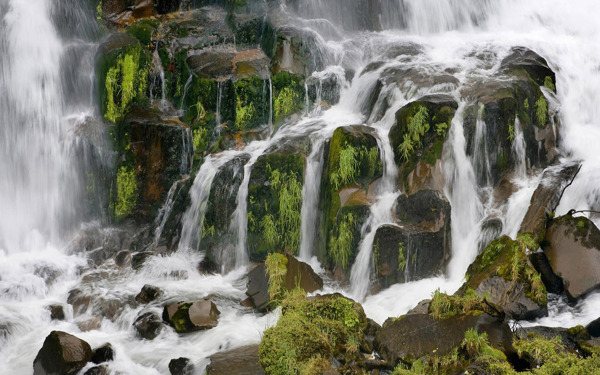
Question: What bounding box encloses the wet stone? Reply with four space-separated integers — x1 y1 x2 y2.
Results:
169 357 194 375
135 284 164 304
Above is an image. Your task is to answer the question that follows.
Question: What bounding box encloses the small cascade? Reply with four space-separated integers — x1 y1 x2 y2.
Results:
404 234 414 283
473 105 492 187
216 81 223 126
179 74 193 111
268 76 273 127
178 156 231 252
180 127 193 174
299 139 325 261
443 104 484 280
152 177 188 246
304 82 310 115
512 117 527 179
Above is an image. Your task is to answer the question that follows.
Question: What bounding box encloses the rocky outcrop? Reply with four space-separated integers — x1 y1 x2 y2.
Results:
33 331 93 375
246 254 323 312
169 357 194 375
133 311 165 340
542 215 600 301
520 163 581 242
206 345 264 375
92 343 115 364
375 313 514 367
135 284 164 304
162 300 220 333
374 190 451 288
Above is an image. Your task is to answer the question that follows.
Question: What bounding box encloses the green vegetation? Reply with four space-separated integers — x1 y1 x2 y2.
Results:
398 242 407 272
544 76 556 92
272 72 305 123
235 98 256 130
126 20 158 46
193 127 209 152
399 105 430 161
234 76 266 130
258 291 366 375
328 212 357 269
330 142 381 190
429 288 492 320
113 166 138 220
514 333 563 368
274 87 301 119
265 252 288 305
535 96 548 127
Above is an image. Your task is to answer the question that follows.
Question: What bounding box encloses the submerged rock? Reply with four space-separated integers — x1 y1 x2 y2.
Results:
133 311 164 340
33 331 93 375
135 284 164 304
91 343 114 364
162 300 220 333
206 345 264 375
543 215 600 301
169 357 194 375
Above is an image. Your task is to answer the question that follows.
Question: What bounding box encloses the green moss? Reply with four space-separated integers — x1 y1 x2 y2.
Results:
544 76 556 92
398 242 407 272
535 96 548 127
234 76 267 130
265 252 288 305
274 87 301 119
126 20 158 46
328 212 356 269
429 288 491 320
170 303 193 333
113 166 138 221
259 292 366 375
514 333 564 368
272 72 305 124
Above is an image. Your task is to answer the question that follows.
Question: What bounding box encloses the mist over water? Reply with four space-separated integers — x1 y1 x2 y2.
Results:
2 0 600 372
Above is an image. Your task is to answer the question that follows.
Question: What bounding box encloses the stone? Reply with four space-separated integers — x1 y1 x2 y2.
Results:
131 252 152 270
543 215 600 300
519 163 581 242
133 311 164 340
135 284 164 304
84 364 109 375
475 276 546 321
205 345 264 374
33 331 93 375
187 51 235 79
163 300 220 333
586 317 600 338
246 255 323 312
374 313 514 367
49 304 65 321
92 343 114 364
169 357 194 375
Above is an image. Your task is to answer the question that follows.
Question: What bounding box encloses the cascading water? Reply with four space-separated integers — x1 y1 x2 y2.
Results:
4 0 600 372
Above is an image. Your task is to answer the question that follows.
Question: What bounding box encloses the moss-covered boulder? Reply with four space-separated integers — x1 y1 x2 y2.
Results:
389 95 457 193
258 292 367 375
319 125 382 273
373 190 451 289
97 33 150 124
247 152 305 261
110 108 192 222
461 234 547 320
245 253 323 312
543 215 600 301
33 331 93 375
375 313 514 368
162 300 220 333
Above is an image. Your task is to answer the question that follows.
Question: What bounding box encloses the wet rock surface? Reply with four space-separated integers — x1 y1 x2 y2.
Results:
33 331 93 375
163 300 221 333
206 345 264 375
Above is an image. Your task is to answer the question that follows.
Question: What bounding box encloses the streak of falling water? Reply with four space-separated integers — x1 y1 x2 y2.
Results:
298 139 325 261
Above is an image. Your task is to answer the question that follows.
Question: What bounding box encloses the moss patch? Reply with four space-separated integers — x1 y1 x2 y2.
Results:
272 72 305 124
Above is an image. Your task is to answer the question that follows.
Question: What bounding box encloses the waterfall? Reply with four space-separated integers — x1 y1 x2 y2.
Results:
298 139 325 261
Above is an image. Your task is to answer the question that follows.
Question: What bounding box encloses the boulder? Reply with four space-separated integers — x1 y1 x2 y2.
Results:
169 357 194 375
586 317 600 338
246 254 323 312
374 313 514 367
92 343 115 364
474 276 545 321
519 163 581 242
135 284 164 304
33 331 93 375
163 300 220 333
543 215 600 300
49 304 65 321
523 325 590 352
133 311 164 340
205 345 264 374
84 365 109 375
187 51 235 79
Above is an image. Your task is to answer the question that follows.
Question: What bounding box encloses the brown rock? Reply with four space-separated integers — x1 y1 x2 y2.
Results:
33 331 93 375
206 345 264 375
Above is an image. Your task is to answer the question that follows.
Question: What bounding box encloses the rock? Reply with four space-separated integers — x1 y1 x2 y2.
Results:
115 250 132 267
475 276 546 321
232 49 270 78
131 251 152 270
579 337 600 356
92 343 114 364
499 47 556 89
67 288 91 316
169 357 194 375
520 163 581 242
246 255 323 312
375 313 514 366
163 300 220 333
84 364 109 375
529 252 564 294
187 51 235 79
197 256 218 274
543 215 600 300
407 299 430 315
205 345 264 374
135 284 164 304
523 325 590 352
133 311 164 340
49 304 65 321
586 317 600 338
33 331 93 375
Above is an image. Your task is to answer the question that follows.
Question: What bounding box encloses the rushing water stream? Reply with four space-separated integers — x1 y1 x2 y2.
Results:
3 0 600 373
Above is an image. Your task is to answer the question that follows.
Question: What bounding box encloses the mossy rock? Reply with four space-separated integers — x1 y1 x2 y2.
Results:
96 33 151 123
319 125 382 271
461 234 547 319
389 95 457 189
233 75 270 130
499 47 556 92
272 71 305 125
247 152 305 261
258 292 367 375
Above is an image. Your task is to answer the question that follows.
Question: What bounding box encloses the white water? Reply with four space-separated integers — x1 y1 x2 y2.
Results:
298 139 325 261
4 0 600 373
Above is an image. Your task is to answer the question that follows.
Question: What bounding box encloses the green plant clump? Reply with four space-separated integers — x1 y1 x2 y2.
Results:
259 291 366 375
429 288 490 320
398 242 407 272
535 96 548 127
265 252 288 305
114 166 138 220
398 105 430 161
544 76 556 92
330 142 381 190
328 212 356 269
274 87 301 119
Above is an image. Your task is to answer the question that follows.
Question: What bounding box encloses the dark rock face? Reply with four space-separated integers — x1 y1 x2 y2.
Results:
374 190 451 288
49 304 66 321
205 345 264 375
133 311 164 340
92 343 114 364
169 357 194 375
375 313 514 366
543 215 600 301
520 163 581 242
586 317 600 338
33 331 93 375
135 284 164 304
163 300 220 333
84 364 109 375
131 251 152 270
474 276 546 321
187 51 235 79
246 254 323 312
